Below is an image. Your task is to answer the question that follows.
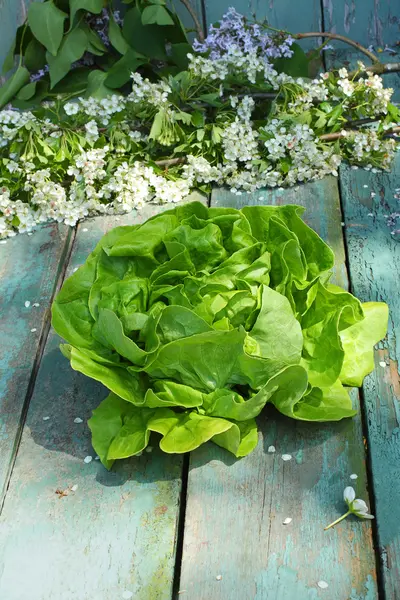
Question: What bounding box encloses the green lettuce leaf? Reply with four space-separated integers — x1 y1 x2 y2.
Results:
340 302 389 386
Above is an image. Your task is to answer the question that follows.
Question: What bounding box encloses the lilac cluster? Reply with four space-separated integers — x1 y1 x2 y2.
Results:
193 7 294 60
30 65 49 83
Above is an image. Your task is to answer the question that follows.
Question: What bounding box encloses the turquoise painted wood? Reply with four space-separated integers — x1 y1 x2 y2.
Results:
202 0 321 41
0 198 205 600
340 157 400 600
321 0 400 101
0 222 72 504
178 178 378 600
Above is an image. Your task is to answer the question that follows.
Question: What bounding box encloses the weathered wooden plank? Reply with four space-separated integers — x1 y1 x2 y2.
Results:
321 0 400 100
202 0 321 42
178 177 378 599
0 222 72 504
0 197 204 600
340 157 400 600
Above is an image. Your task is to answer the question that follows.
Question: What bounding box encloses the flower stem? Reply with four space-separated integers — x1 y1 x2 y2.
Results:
324 510 351 530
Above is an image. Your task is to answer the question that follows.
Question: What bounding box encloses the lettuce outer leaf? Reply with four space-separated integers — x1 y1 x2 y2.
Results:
52 202 389 468
340 302 389 386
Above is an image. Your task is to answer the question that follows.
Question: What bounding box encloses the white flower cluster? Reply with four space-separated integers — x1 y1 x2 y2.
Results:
0 110 37 147
100 162 191 211
285 75 329 112
337 67 393 116
0 147 192 237
64 95 126 125
129 73 171 107
222 97 259 162
341 129 396 170
62 74 171 128
183 119 341 193
262 120 341 184
188 51 281 86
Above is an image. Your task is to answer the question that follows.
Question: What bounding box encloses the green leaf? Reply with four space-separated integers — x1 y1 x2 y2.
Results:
47 28 87 88
108 12 129 55
274 43 309 78
213 419 258 457
52 67 89 94
0 65 30 109
16 81 37 100
64 344 147 405
24 38 47 72
69 0 104 25
249 284 303 369
327 105 343 127
340 302 389 386
123 7 167 60
145 328 247 392
79 23 107 55
170 43 191 70
2 39 16 74
12 79 49 109
85 70 115 98
270 374 356 421
141 5 174 26
27 1 68 56
105 48 147 88
88 393 134 469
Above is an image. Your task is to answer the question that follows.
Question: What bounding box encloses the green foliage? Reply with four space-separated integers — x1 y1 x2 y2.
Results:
69 0 104 25
52 202 388 467
47 28 88 87
1 0 190 107
0 66 30 107
141 5 174 26
27 1 68 56
274 43 309 77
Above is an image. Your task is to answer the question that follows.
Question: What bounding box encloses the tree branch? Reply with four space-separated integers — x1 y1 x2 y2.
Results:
154 157 187 167
294 32 380 64
320 126 400 141
349 61 400 78
178 0 204 41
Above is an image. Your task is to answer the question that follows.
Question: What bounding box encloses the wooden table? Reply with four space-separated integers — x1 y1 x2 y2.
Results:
0 157 399 600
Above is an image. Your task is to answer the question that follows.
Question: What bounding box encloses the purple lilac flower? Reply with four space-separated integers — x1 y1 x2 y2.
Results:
193 7 294 60
30 64 49 83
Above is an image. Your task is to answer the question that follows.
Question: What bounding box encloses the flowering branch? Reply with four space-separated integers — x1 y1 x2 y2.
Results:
179 0 204 41
294 32 380 64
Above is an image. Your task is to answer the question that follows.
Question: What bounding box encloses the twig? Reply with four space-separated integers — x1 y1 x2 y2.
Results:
178 0 204 41
349 61 400 78
320 126 400 141
294 32 380 64
154 157 187 167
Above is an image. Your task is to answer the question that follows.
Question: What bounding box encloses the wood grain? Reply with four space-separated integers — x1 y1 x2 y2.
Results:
0 222 72 505
0 198 204 600
340 158 400 600
202 0 321 44
321 0 400 100
178 178 378 600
